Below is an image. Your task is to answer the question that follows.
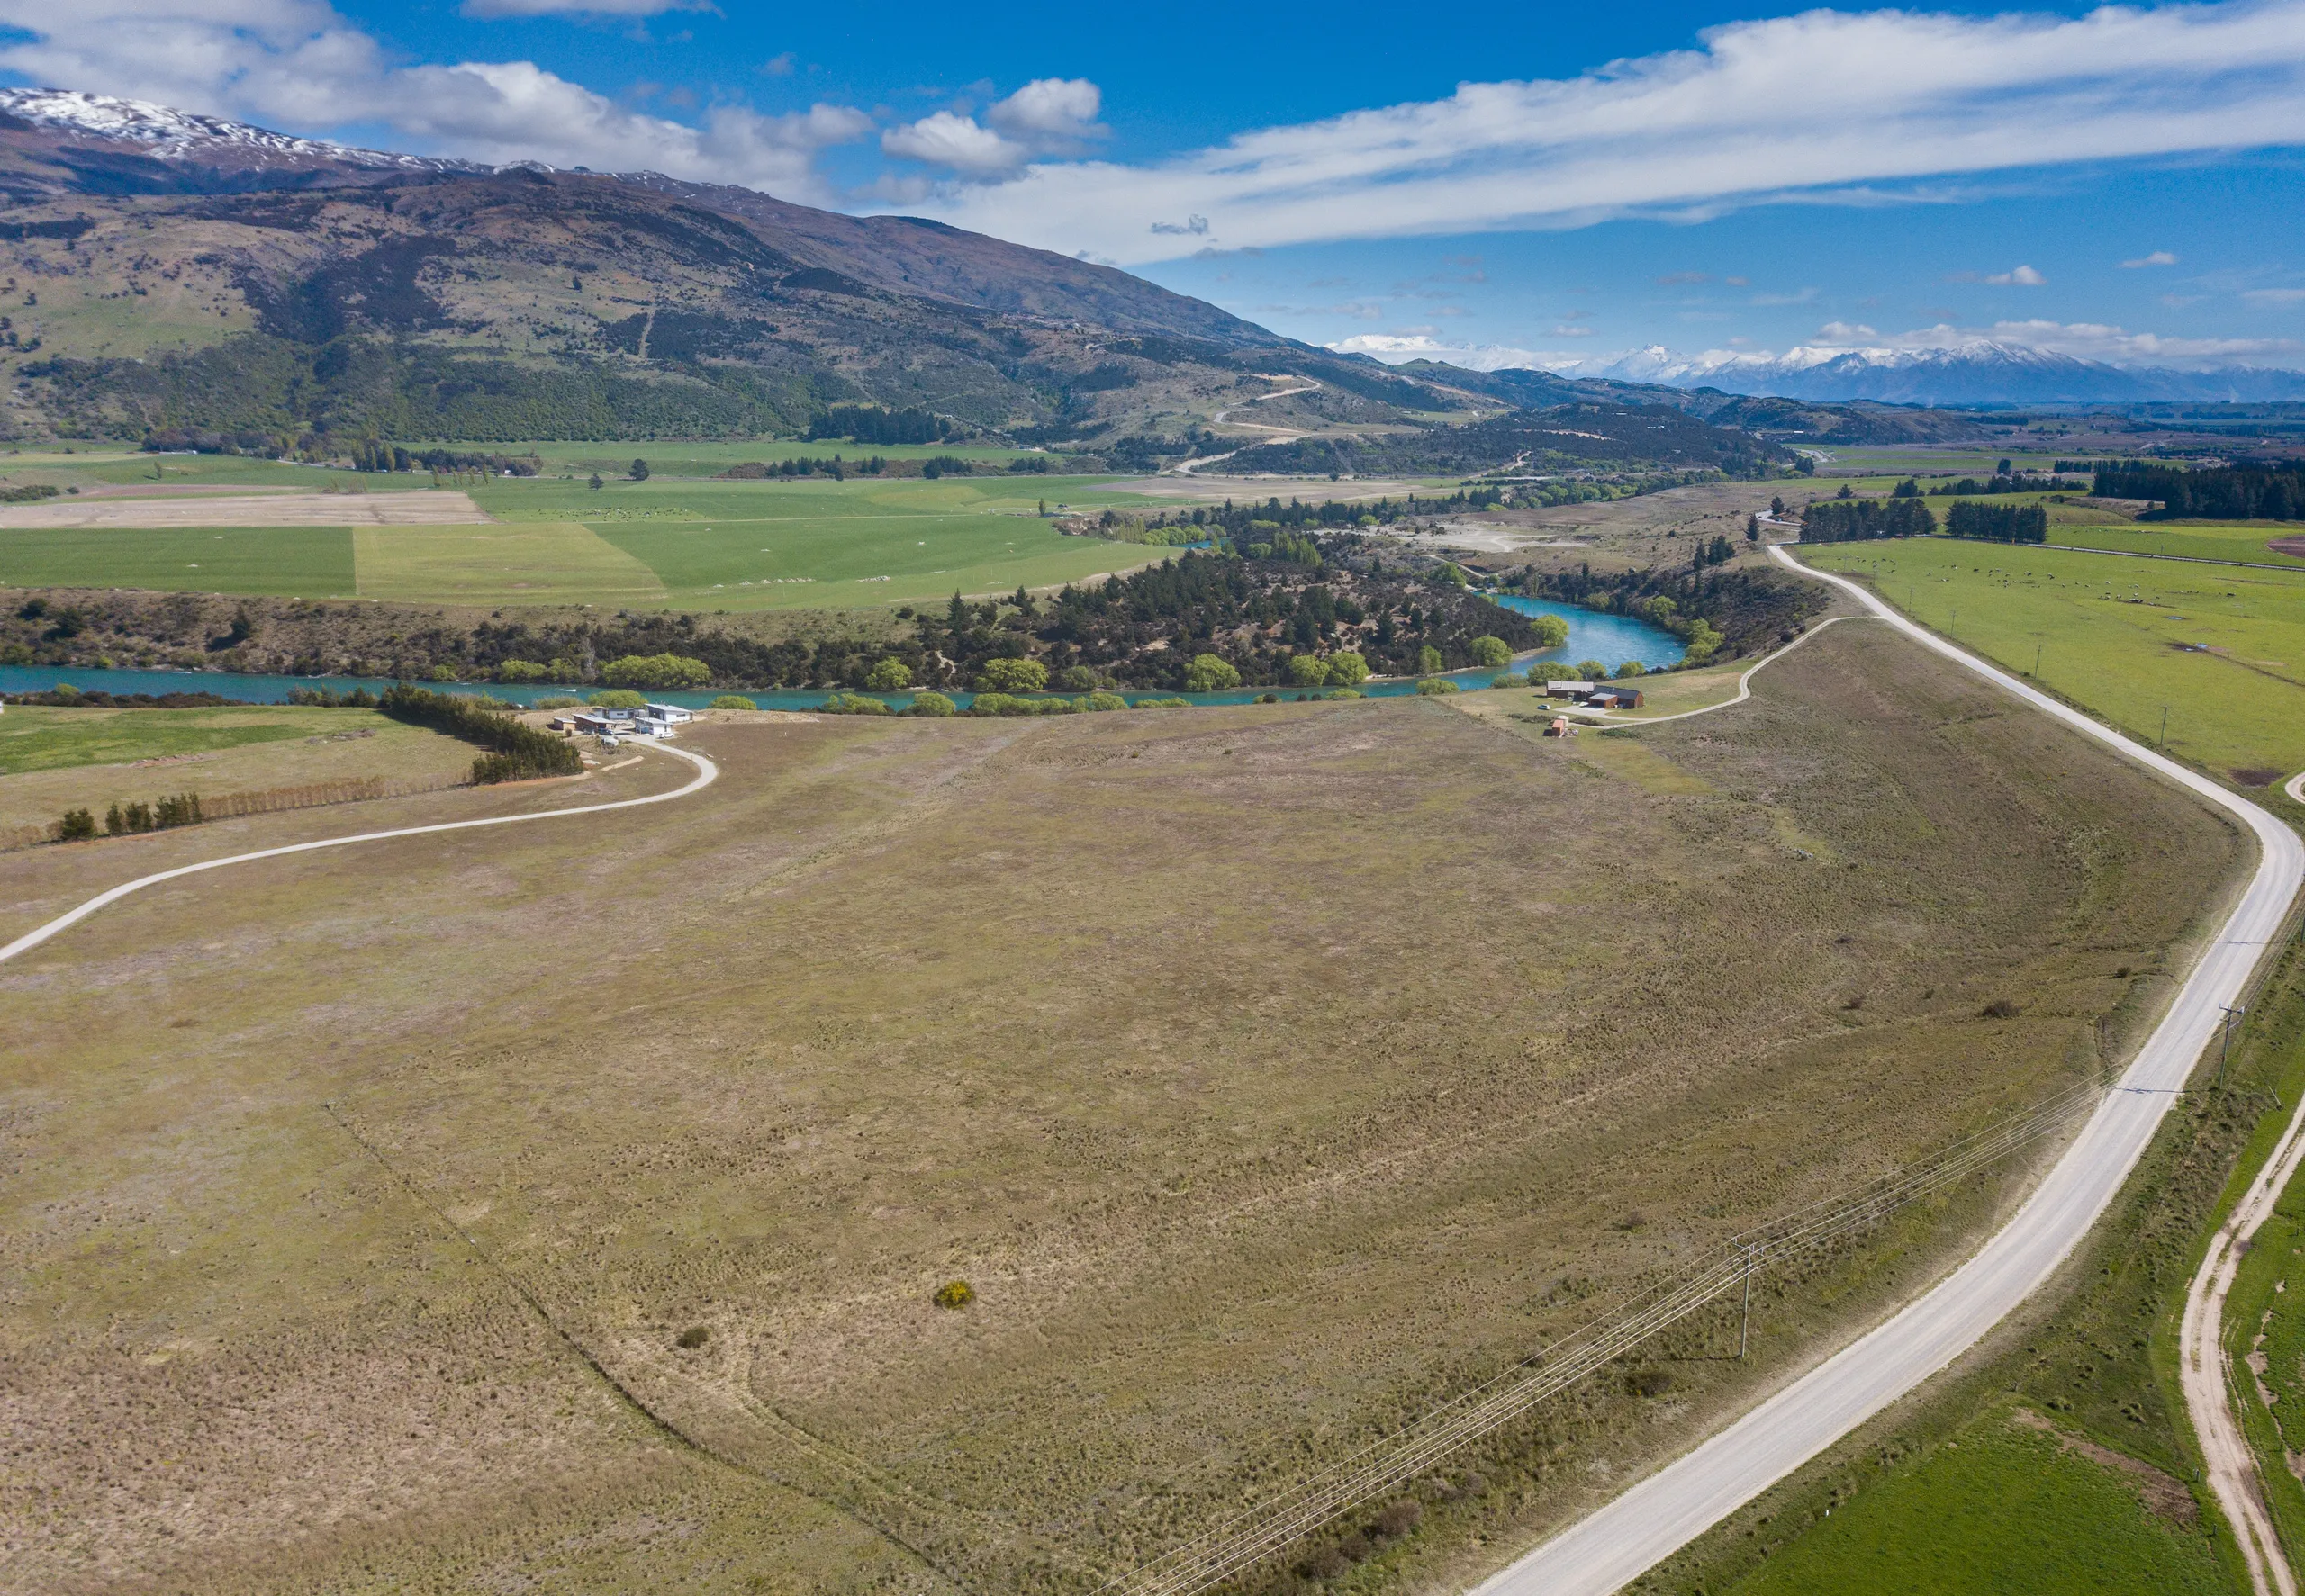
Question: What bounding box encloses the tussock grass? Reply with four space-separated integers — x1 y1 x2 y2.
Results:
0 624 2246 1594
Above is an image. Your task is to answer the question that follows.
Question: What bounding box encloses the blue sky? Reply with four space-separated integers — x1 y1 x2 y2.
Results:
5 0 2302 370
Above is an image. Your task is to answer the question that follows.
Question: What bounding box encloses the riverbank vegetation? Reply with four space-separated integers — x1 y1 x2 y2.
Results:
0 541 1575 693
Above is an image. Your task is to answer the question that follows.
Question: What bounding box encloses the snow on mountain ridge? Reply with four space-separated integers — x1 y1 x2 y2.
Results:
0 87 475 172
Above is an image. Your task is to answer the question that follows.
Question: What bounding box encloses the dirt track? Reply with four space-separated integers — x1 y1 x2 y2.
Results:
0 491 489 527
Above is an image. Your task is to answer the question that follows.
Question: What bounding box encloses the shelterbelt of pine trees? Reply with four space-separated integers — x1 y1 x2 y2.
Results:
1799 496 1937 542
379 684 583 783
1945 500 2048 542
2089 462 2305 521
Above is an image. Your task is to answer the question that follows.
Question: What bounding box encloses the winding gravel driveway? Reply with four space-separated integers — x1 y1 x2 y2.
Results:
0 743 717 968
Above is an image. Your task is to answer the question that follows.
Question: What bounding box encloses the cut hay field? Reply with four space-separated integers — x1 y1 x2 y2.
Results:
1802 537 2305 783
0 621 2247 1596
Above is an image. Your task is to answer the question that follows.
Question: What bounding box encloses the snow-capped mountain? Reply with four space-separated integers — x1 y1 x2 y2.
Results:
0 86 485 181
1547 341 2305 405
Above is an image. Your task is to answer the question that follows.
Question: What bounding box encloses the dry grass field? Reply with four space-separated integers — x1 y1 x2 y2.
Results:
0 621 2248 1596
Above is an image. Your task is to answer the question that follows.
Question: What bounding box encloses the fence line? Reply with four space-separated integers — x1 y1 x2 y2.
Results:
7 772 466 852
1101 1078 2106 1596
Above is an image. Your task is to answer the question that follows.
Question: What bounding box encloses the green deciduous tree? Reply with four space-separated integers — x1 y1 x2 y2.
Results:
600 653 711 690
1418 644 1444 676
710 695 757 710
908 691 956 717
1325 651 1370 686
1183 654 1242 692
1287 653 1330 686
865 657 912 691
586 689 648 708
1469 636 1512 666
976 656 1048 693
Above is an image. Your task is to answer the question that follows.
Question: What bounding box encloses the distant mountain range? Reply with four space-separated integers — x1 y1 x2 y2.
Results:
1541 342 2305 406
0 87 1476 448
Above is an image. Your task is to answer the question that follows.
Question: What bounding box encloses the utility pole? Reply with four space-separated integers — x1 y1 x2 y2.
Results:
2159 705 2172 748
2219 1005 2246 1091
1739 1245 1758 1360
2033 641 2044 677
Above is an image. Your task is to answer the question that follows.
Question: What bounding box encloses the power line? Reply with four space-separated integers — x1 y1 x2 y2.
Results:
1098 1078 2105 1596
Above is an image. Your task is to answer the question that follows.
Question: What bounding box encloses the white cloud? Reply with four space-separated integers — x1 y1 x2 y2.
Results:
461 0 706 16
0 0 870 200
900 0 2305 262
1810 316 2302 366
881 110 1021 174
986 77 1101 143
1329 334 1560 370
1984 264 2047 285
2121 250 2180 267
883 77 1105 176
2244 287 2305 305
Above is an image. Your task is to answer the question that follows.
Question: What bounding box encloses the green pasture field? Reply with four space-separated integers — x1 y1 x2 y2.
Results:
1728 1407 2228 1596
0 525 355 596
2047 521 2305 569
350 522 666 605
2 445 438 492
0 703 479 834
0 471 1210 609
1812 446 2092 476
505 438 1065 474
1803 537 2305 780
0 702 321 774
468 473 1196 609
